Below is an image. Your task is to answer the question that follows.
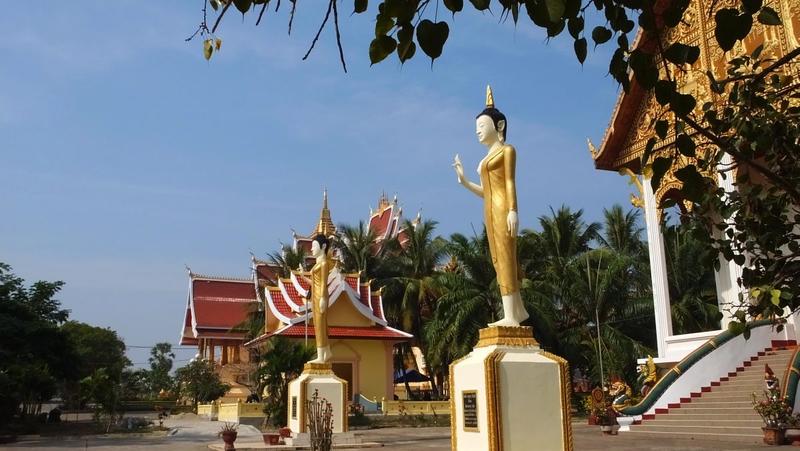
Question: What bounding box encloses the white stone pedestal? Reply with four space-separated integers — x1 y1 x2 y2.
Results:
450 326 573 451
287 362 349 434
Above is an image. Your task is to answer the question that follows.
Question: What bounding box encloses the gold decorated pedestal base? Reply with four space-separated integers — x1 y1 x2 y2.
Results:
303 362 334 374
449 326 572 451
287 362 348 434
475 326 539 348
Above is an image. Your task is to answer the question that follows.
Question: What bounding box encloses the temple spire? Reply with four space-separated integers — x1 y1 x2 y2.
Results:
314 188 336 237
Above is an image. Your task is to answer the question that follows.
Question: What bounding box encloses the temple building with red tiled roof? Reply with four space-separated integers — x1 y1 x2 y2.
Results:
178 191 415 402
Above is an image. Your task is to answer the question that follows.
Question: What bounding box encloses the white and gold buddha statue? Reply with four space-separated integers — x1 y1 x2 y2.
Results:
452 86 529 327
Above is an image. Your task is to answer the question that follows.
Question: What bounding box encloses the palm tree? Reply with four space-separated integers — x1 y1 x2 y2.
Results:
336 221 378 275
663 223 720 334
423 231 497 396
266 245 307 278
598 205 645 257
385 219 446 398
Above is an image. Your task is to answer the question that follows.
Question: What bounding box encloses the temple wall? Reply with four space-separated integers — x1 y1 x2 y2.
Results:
327 294 375 327
330 338 393 401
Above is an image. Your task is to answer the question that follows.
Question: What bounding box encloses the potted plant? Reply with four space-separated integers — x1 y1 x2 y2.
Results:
596 409 619 435
218 422 238 451
753 391 793 445
262 431 281 445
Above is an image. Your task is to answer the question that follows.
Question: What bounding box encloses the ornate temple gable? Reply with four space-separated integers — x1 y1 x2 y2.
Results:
368 193 420 249
593 0 800 177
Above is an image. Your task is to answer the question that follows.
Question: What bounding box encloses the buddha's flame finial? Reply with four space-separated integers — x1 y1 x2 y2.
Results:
486 85 495 108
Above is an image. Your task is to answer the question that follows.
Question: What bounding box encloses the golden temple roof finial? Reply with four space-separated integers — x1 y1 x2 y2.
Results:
486 85 495 108
314 188 336 237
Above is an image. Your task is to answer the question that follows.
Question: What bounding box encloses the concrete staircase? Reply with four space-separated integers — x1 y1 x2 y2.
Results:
628 343 797 442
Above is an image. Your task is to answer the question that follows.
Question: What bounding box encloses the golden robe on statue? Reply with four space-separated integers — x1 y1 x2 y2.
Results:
479 144 519 296
310 256 332 350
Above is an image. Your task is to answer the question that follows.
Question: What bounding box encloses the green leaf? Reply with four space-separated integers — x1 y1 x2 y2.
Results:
743 326 751 340
591 26 613 46
621 19 635 33
771 289 782 306
375 14 394 36
727 320 745 336
675 134 696 157
758 6 781 25
210 0 220 11
546 19 566 37
469 0 491 10
416 20 450 63
655 120 668 139
369 35 397 65
675 164 705 201
617 33 629 51
525 0 549 27
609 47 628 85
664 43 701 65
715 9 740 51
544 0 567 23
663 0 689 27
742 0 762 14
642 137 657 164
651 157 673 191
444 0 464 13
655 80 676 105
671 92 697 116
203 39 213 60
354 0 368 14
574 38 587 64
629 49 657 89
233 0 252 14
397 40 416 63
568 16 584 39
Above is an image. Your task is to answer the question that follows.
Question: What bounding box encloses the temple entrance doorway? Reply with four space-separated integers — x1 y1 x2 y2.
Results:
332 362 354 401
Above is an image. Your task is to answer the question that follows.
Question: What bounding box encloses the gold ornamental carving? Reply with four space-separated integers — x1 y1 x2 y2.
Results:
484 350 506 451
476 326 539 348
540 351 574 451
303 362 334 375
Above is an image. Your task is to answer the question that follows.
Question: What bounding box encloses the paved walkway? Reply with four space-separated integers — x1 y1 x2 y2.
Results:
0 418 785 450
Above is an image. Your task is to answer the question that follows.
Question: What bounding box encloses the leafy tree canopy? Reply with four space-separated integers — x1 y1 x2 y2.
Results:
0 264 76 422
175 359 230 408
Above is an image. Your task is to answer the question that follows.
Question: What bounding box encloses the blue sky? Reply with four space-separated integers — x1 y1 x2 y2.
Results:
1 1 632 368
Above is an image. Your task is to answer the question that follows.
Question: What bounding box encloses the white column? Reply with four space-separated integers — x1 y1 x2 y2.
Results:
715 154 743 329
643 176 673 358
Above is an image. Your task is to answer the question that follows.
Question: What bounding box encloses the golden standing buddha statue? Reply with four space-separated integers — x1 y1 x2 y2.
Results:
452 86 529 327
308 234 333 363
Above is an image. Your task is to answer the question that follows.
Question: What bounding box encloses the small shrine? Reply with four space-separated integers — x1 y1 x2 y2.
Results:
178 192 414 402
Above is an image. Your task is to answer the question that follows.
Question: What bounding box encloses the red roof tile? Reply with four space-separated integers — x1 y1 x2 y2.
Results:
359 285 371 307
267 288 294 317
370 293 385 321
191 279 257 329
193 279 256 302
345 275 360 293
281 279 304 308
294 274 310 292
193 299 255 329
